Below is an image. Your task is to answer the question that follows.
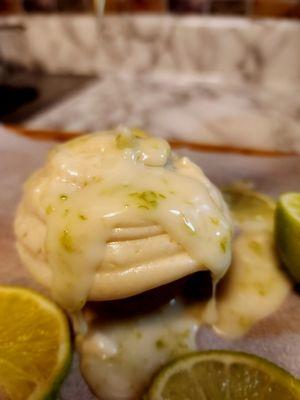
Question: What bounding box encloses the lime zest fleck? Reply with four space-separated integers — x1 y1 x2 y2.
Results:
84 176 102 187
60 230 75 253
59 194 68 201
210 217 219 226
46 205 54 215
115 133 133 149
138 205 150 210
180 329 190 339
101 185 124 196
220 237 228 253
156 339 166 350
129 190 166 210
255 283 268 296
135 331 142 339
92 176 101 183
248 240 262 255
132 128 148 139
238 316 253 329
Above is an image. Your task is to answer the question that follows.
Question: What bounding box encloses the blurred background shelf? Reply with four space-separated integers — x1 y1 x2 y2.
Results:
1 0 300 17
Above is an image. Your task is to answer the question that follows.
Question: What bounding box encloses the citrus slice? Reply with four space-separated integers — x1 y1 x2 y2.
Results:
146 351 300 400
275 193 300 282
0 286 71 400
223 183 274 225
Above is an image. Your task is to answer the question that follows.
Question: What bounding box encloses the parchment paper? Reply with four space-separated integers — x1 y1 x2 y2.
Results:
1 126 299 399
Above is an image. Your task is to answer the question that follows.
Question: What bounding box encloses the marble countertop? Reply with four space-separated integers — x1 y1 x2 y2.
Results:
1 15 300 152
25 72 300 153
2 15 300 89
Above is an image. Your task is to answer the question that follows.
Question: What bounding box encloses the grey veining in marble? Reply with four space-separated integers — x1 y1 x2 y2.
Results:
2 15 300 152
25 73 300 153
1 15 300 89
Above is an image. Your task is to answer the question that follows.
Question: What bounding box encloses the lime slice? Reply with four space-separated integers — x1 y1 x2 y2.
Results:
0 286 71 400
146 351 300 400
275 193 300 282
223 183 274 225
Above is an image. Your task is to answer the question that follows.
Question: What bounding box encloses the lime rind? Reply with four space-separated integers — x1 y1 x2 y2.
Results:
43 350 72 400
279 193 300 223
147 350 300 400
275 193 300 282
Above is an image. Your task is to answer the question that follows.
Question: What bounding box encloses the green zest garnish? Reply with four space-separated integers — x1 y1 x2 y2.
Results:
60 230 75 253
135 331 142 339
129 191 166 210
131 128 148 139
210 217 219 225
248 239 262 255
46 205 54 215
115 133 133 149
59 194 68 201
220 237 228 253
156 339 166 350
115 129 148 150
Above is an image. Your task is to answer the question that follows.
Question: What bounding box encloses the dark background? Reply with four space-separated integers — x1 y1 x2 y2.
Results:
1 0 300 18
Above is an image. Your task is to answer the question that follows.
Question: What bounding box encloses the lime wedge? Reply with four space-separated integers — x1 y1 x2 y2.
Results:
0 286 71 400
275 193 300 282
146 351 300 400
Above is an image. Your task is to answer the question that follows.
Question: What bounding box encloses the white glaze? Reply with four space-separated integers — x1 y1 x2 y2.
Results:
77 187 291 400
78 299 198 400
214 188 291 337
15 129 232 311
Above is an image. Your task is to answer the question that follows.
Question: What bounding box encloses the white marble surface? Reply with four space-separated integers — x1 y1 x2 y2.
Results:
25 72 300 153
1 15 300 89
2 15 300 151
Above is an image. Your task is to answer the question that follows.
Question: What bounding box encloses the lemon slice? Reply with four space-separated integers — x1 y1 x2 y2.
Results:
275 193 300 282
0 286 71 400
146 351 300 400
